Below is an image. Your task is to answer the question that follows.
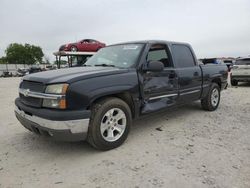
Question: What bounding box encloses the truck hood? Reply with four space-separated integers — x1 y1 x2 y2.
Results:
23 66 129 84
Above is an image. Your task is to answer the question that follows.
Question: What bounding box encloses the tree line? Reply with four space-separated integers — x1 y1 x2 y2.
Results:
0 43 44 64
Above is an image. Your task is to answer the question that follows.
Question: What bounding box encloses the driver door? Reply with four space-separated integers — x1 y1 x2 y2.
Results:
141 44 179 114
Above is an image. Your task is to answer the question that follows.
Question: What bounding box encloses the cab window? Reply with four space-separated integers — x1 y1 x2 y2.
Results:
147 44 171 67
171 44 195 68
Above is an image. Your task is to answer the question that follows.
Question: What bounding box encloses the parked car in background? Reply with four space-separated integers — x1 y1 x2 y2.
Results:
201 58 223 65
59 39 106 52
28 65 43 74
15 40 228 150
231 57 250 86
1 71 12 77
44 65 57 71
16 68 29 77
201 58 233 71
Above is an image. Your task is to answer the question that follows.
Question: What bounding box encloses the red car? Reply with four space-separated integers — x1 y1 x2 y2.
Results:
59 39 106 52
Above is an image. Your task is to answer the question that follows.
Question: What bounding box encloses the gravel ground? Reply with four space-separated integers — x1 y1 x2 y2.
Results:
0 78 249 188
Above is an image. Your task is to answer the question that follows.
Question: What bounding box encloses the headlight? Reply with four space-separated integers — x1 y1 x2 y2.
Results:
42 84 68 109
45 84 68 94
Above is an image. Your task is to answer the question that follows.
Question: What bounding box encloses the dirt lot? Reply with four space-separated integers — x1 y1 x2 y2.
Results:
0 78 249 188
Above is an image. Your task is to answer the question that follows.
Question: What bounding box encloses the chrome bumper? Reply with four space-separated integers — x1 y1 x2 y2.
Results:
15 106 89 134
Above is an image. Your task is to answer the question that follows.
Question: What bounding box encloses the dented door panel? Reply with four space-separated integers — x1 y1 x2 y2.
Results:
141 69 178 114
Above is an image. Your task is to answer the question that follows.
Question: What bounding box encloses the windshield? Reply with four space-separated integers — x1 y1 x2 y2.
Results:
85 44 144 68
235 58 250 65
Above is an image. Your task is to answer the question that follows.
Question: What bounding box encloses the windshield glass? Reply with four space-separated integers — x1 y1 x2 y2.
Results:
235 58 250 65
85 44 144 68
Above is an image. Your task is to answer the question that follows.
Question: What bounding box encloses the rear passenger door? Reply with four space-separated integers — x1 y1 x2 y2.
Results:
171 44 202 102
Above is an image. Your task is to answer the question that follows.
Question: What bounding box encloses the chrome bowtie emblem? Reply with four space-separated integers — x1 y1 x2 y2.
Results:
23 89 30 97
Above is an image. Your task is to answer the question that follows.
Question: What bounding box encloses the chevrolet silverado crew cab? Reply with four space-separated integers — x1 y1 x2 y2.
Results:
231 57 250 86
15 40 228 150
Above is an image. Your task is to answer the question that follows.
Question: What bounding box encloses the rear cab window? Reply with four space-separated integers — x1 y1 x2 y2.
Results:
171 44 196 68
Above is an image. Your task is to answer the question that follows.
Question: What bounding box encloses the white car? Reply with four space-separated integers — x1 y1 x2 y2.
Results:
231 57 250 86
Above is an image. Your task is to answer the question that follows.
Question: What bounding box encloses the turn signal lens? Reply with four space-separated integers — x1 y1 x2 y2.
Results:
59 99 66 109
61 84 68 94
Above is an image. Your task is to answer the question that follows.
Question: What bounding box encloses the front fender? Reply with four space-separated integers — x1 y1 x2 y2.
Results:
66 71 139 110
88 85 137 104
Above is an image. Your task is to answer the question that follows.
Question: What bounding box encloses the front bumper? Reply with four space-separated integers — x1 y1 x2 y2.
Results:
15 98 90 141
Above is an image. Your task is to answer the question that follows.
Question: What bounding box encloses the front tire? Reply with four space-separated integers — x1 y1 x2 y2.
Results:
87 98 132 150
201 83 221 111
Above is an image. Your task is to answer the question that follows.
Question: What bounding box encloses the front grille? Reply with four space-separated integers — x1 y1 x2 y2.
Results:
20 94 42 107
20 80 45 92
19 81 45 107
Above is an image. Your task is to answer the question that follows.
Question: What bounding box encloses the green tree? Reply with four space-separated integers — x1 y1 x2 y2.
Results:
5 43 44 64
0 57 6 64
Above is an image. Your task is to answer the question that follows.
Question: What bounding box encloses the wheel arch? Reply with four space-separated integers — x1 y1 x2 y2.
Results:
211 77 222 89
87 92 137 119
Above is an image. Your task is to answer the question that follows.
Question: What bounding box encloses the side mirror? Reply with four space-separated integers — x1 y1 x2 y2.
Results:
144 61 164 72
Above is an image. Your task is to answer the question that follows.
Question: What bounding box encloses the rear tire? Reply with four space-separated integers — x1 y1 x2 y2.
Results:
87 97 132 150
231 79 238 86
201 83 221 111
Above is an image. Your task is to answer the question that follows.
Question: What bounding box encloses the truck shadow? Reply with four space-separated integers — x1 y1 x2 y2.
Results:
131 102 203 133
18 101 203 155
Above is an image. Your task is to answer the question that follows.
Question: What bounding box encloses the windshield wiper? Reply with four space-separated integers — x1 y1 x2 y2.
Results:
94 64 115 67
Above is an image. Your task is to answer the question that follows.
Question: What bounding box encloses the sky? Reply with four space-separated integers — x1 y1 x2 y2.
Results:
0 0 250 61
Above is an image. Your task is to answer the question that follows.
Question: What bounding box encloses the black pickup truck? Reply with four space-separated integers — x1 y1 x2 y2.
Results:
15 40 228 150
